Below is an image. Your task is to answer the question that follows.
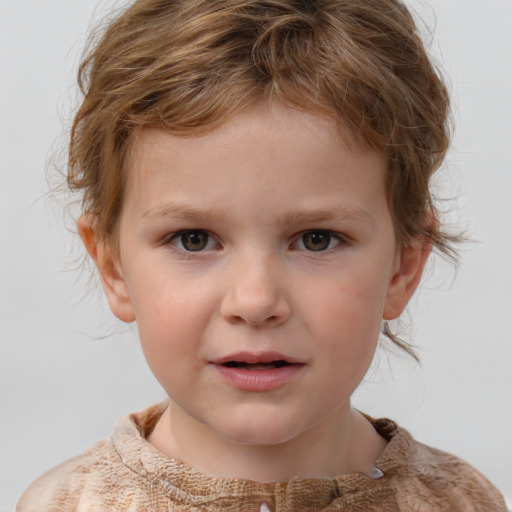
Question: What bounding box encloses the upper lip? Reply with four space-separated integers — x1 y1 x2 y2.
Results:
211 351 303 365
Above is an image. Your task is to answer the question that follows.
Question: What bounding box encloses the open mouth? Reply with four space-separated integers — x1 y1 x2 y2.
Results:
222 360 291 370
213 354 303 390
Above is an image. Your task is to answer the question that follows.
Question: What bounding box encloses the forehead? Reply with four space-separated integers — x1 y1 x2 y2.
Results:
122 100 388 222
129 101 343 153
126 101 376 176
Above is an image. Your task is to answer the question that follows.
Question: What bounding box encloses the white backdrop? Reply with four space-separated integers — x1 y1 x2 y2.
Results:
1 1 511 510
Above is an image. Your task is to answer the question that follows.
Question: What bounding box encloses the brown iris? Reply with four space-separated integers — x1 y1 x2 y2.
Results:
301 231 332 251
179 231 209 251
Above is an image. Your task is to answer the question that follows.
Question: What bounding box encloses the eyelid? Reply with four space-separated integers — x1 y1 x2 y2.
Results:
293 229 350 252
167 229 219 252
162 228 349 253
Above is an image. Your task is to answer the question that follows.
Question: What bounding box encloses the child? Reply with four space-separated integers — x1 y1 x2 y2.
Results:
17 0 507 510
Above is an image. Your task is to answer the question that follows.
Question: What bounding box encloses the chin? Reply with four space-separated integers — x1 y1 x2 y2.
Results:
214 412 302 447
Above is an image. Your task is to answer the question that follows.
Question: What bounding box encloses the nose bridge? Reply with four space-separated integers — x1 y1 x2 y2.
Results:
221 246 290 326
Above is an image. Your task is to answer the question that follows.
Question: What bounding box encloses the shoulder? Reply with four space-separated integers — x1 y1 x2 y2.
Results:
394 442 507 512
371 417 508 512
16 437 141 512
17 403 169 512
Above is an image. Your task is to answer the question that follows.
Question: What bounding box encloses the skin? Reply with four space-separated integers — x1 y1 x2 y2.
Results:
79 100 432 482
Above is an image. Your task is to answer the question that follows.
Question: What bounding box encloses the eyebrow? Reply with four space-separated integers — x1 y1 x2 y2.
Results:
142 204 373 227
142 204 234 223
275 207 374 227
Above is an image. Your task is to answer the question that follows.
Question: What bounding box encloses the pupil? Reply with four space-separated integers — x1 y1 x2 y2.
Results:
304 231 330 251
182 231 207 251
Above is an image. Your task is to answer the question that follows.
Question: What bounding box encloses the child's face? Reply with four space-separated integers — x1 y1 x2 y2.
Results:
85 101 427 447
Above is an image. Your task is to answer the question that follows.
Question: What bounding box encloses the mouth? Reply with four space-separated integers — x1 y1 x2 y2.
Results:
221 360 292 370
212 351 302 369
211 353 304 391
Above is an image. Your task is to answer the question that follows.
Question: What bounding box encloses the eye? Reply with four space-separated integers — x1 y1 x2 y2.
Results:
169 230 216 252
295 230 342 252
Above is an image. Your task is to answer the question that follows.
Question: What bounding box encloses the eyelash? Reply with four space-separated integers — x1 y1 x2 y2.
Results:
167 230 218 252
166 229 349 254
294 230 346 252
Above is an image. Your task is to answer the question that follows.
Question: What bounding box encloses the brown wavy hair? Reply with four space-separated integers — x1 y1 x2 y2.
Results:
68 0 456 357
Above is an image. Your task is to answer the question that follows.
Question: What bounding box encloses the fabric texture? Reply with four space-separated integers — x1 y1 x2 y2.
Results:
18 401 507 512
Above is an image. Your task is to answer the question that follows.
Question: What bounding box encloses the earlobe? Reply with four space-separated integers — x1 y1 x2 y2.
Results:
383 237 433 320
77 214 136 323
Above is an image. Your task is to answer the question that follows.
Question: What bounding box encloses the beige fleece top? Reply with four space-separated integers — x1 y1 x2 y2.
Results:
18 401 507 511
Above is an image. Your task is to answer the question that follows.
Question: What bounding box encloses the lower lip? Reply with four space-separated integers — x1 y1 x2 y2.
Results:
212 363 304 392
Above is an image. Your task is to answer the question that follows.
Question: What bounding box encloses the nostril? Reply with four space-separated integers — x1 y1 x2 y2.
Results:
245 315 277 327
220 284 291 327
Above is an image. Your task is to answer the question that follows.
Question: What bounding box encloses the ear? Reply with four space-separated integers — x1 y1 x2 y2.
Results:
77 214 136 323
383 235 433 320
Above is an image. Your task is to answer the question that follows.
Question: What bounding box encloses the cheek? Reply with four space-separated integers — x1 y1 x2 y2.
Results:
302 271 389 379
306 273 387 339
135 300 203 398
131 279 216 366
320 296 381 375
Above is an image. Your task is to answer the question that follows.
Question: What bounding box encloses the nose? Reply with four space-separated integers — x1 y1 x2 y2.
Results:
220 252 291 327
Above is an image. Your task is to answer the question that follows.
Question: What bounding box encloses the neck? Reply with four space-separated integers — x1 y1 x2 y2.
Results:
147 400 387 482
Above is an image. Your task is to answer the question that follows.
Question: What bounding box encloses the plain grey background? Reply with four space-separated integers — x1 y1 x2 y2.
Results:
1 1 511 510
